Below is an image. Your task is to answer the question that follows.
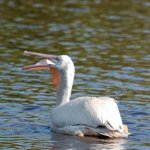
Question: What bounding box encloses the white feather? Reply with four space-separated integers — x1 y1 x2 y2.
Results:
51 96 124 132
23 52 128 138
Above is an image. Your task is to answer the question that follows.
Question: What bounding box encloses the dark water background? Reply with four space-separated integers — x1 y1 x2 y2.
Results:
0 0 150 149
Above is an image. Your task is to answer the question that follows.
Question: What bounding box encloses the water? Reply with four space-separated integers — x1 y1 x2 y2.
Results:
0 0 150 149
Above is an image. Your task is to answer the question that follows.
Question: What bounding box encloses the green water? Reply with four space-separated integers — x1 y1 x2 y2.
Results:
0 0 150 149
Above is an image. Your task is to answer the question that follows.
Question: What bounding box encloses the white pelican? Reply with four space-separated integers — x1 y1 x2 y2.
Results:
23 51 129 138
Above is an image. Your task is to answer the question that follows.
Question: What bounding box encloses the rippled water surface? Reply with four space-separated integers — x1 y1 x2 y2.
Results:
0 0 150 149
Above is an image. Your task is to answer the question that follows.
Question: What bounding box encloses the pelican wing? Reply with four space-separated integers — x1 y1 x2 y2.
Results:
51 97 124 132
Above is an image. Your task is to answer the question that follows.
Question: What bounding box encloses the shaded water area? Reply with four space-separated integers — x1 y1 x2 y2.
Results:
0 0 150 149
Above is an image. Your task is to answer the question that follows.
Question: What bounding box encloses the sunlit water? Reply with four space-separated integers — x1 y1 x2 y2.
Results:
0 0 150 149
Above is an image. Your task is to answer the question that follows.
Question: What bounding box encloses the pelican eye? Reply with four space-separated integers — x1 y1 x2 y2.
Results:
56 57 59 61
53 57 60 63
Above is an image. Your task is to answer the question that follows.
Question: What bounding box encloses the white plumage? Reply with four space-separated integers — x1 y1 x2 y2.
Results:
51 97 123 132
23 51 129 138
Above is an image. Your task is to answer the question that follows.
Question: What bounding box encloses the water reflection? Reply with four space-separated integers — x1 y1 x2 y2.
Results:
50 134 128 150
0 0 150 149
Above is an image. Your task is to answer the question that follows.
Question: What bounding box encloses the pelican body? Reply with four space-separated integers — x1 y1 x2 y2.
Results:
23 51 129 138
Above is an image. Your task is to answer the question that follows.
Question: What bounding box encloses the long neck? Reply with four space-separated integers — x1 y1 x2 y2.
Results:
56 69 74 106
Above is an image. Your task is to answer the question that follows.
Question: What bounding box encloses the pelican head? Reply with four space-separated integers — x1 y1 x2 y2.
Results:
23 51 75 105
23 51 74 73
